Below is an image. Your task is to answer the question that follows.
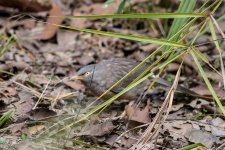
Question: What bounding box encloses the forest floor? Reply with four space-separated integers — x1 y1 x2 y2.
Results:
0 0 225 149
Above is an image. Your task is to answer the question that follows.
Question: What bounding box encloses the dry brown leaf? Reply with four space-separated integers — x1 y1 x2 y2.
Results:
0 0 52 12
78 121 115 137
163 121 193 141
40 3 63 40
191 85 225 99
29 74 50 85
1 87 17 97
125 101 151 124
186 129 217 149
14 91 34 120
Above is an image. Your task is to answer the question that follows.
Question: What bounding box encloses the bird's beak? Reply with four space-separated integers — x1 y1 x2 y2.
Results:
69 75 85 80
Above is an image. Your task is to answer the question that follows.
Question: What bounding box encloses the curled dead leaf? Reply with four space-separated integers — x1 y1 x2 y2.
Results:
125 100 151 124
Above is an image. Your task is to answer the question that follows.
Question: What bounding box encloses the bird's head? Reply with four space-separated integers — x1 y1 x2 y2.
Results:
70 64 95 83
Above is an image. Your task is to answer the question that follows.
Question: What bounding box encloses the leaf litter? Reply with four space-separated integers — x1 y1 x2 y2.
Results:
0 0 225 149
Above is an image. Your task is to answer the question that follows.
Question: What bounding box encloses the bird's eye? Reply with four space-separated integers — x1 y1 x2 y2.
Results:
85 72 90 75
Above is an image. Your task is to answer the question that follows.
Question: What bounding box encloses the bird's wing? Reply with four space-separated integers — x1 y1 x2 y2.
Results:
104 58 149 94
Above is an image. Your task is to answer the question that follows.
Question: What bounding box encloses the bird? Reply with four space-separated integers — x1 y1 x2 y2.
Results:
70 58 212 101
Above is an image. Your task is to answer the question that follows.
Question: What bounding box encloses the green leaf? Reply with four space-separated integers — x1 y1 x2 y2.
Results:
0 110 13 127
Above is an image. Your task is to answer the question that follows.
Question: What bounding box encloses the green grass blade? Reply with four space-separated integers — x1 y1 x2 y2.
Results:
116 0 127 14
193 48 209 64
51 13 204 19
174 143 204 150
73 139 107 150
209 20 225 89
0 35 14 57
191 49 225 116
166 0 197 40
50 23 187 47
0 110 14 127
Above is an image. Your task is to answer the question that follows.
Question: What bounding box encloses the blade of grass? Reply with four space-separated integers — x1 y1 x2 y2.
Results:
50 23 187 47
165 0 197 56
174 143 205 150
133 19 206 87
52 13 204 19
0 35 14 57
116 0 127 14
0 110 14 127
166 0 197 41
209 20 225 90
211 0 223 14
191 49 225 116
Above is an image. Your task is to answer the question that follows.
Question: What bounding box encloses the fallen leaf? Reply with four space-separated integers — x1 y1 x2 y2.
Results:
14 91 34 120
0 0 52 12
29 74 50 85
186 129 217 149
171 103 184 112
163 121 193 141
191 85 225 99
211 117 225 128
40 3 63 40
0 87 17 97
78 121 115 137
209 117 225 137
125 100 151 124
187 99 210 109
